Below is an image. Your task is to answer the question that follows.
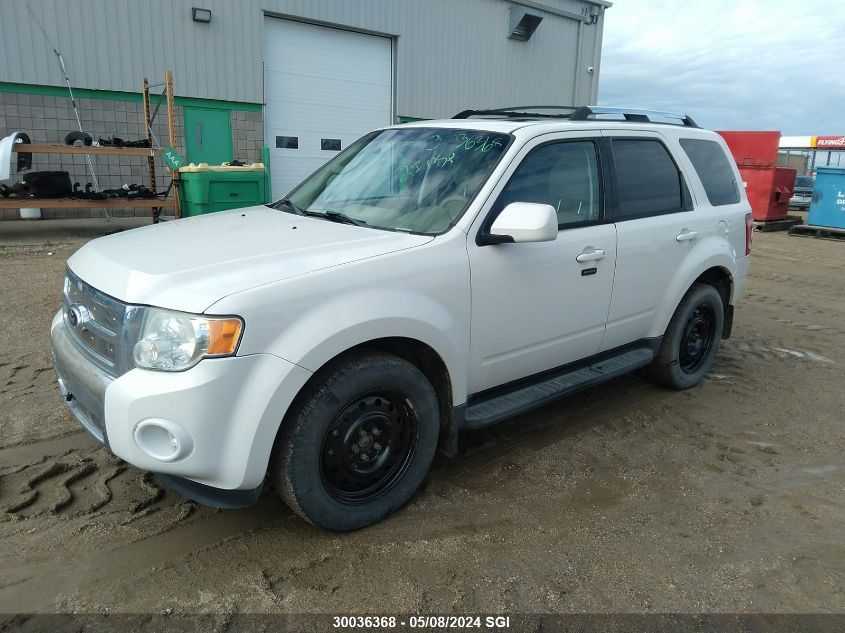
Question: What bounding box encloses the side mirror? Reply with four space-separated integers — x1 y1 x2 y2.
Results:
484 202 558 244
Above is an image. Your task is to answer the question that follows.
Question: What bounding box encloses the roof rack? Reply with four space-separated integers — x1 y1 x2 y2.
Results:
569 106 699 127
453 105 579 120
453 105 699 128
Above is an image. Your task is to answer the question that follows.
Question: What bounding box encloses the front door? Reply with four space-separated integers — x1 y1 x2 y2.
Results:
468 135 617 394
183 107 233 165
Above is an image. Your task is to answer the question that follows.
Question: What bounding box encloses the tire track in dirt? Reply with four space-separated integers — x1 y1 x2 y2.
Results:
1 445 180 525
0 493 290 613
1 455 115 518
0 354 55 397
0 432 225 559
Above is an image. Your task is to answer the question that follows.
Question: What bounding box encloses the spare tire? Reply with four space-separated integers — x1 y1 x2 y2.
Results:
65 131 93 146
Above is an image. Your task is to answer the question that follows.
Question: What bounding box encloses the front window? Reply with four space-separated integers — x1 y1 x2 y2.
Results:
281 128 511 234
498 140 601 228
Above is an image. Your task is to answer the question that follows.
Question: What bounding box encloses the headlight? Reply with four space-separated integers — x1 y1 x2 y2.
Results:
133 308 243 372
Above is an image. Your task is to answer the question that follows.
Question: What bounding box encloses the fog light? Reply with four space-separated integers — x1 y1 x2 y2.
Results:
133 419 194 462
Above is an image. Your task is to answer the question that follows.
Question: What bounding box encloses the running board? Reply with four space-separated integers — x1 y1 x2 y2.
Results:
463 347 655 429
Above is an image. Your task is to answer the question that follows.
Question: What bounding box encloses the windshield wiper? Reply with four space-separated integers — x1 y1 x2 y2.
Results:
269 197 305 216
270 200 366 227
308 210 367 227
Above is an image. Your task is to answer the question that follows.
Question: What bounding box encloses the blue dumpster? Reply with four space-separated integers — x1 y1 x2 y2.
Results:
807 166 845 229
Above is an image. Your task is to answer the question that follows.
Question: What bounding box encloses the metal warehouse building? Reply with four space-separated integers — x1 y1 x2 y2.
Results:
0 0 609 218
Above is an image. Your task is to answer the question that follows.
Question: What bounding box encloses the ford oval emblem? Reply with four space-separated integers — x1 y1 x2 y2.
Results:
67 304 90 331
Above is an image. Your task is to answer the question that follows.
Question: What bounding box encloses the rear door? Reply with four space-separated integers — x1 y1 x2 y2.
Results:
468 133 617 393
600 131 708 351
677 136 748 258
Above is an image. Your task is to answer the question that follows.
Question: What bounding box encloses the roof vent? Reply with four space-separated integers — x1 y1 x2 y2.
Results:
508 6 543 41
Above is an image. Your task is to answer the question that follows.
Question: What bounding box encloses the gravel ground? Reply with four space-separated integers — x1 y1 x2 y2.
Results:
0 218 843 616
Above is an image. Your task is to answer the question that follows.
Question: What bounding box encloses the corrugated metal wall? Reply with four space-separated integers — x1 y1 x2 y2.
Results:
0 0 605 118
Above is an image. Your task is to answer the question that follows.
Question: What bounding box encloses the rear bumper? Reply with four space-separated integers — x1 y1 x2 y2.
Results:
732 255 750 305
789 196 811 209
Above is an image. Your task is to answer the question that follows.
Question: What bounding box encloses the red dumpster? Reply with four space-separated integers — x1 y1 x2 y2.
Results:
717 130 794 221
717 130 780 167
739 165 796 221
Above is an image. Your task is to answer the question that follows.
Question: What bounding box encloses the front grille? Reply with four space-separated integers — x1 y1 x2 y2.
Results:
63 268 141 377
66 279 120 332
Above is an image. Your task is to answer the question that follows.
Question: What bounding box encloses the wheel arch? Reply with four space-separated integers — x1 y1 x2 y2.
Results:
650 249 737 341
694 266 733 309
277 337 459 460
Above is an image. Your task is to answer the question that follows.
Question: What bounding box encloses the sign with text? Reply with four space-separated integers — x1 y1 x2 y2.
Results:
162 146 185 170
813 136 845 148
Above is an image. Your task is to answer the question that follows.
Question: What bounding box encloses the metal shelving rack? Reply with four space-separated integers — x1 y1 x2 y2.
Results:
1 71 180 220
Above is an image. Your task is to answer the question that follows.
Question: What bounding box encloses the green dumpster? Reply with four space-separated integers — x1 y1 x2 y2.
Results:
177 162 267 217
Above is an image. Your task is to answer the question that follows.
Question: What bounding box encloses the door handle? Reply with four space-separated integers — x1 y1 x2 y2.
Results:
576 248 606 263
676 230 698 242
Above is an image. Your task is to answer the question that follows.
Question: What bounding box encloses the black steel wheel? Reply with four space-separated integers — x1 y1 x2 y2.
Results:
651 283 724 390
320 391 418 504
272 351 439 531
678 305 715 374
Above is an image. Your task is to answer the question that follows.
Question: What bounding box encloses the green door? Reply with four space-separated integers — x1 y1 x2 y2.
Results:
183 107 233 164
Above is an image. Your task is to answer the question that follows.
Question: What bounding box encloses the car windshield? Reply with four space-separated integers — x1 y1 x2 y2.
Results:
279 127 511 234
795 176 814 188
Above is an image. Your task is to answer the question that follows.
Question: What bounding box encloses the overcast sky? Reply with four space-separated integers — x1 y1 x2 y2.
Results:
597 0 845 134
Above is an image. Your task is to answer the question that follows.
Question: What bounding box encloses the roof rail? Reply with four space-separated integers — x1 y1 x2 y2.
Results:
569 106 699 127
453 105 579 120
453 105 700 128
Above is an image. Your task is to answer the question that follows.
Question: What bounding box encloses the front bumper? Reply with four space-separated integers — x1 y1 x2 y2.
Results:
51 310 113 445
51 310 313 494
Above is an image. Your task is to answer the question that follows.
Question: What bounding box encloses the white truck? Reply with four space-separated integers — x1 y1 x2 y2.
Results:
51 106 752 531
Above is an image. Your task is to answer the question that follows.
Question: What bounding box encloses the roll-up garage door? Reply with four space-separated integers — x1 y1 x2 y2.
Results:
263 18 393 197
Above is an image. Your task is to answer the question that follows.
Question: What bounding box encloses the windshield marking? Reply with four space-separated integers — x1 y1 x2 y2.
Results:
281 127 511 235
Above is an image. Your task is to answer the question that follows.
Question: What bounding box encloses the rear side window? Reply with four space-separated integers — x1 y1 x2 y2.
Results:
612 139 683 219
679 138 740 206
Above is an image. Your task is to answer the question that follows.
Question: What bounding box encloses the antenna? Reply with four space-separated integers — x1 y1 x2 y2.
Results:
26 3 107 218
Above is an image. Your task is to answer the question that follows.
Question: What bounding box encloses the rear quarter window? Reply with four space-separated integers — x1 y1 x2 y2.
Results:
679 138 740 206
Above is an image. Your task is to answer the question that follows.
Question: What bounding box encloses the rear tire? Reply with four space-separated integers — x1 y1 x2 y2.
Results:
651 283 724 390
272 351 439 531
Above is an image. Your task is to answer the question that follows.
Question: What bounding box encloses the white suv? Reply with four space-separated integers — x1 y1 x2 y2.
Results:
51 106 752 531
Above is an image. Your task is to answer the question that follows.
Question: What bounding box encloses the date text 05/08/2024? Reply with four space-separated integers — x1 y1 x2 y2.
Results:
332 615 511 629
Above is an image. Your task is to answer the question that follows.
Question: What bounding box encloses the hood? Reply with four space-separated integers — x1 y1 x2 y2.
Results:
67 206 433 313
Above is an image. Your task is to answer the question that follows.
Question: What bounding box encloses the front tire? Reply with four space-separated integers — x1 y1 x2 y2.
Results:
272 351 439 531
651 283 724 390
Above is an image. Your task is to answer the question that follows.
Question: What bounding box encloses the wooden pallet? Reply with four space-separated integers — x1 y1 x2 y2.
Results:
753 217 802 232
789 224 845 241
